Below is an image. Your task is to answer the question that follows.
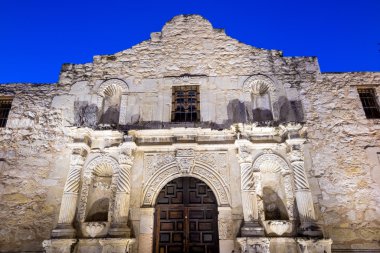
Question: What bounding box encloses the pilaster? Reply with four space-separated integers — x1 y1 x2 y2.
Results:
53 144 89 238
236 139 264 237
109 141 136 237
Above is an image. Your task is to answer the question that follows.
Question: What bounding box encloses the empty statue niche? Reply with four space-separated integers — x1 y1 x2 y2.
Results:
85 165 114 222
261 172 289 221
250 80 273 122
99 84 122 126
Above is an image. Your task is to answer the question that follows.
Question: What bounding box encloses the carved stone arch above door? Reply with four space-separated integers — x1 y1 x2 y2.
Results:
142 162 231 207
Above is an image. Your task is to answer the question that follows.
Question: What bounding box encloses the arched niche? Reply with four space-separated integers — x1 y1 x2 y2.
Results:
243 75 279 122
252 152 296 221
78 155 121 222
97 79 129 126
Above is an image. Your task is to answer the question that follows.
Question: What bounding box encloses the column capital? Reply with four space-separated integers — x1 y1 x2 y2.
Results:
235 140 254 164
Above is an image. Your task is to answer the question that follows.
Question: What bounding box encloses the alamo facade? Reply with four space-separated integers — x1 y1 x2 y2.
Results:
0 15 379 253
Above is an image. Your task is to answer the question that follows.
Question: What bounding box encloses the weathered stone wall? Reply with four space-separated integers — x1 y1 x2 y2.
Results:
0 14 379 252
301 72 380 249
0 84 71 252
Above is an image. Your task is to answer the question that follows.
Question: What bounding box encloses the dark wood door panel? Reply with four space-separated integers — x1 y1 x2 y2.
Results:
154 177 219 253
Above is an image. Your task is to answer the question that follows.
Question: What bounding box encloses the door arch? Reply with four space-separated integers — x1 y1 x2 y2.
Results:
154 177 219 253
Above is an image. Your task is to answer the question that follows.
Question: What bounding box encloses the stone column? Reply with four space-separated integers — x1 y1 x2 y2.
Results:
52 146 88 238
110 142 136 237
236 140 264 237
289 147 321 237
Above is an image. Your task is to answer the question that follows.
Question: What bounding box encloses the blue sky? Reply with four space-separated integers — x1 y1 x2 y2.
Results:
0 0 379 83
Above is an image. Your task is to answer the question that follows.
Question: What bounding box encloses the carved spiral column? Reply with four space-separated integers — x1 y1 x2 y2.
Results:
290 148 321 236
236 140 264 237
110 144 135 237
53 146 88 238
240 162 257 222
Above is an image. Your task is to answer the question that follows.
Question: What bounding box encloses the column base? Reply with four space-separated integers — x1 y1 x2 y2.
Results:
298 222 323 237
51 224 76 238
241 221 265 237
109 224 131 237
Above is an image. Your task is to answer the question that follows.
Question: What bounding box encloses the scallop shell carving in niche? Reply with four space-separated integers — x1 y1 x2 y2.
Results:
251 80 269 95
102 83 122 97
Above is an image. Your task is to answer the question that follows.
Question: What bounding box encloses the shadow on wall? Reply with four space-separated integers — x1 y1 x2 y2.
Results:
226 96 304 125
72 96 304 131
74 102 120 128
85 198 110 222
74 101 98 128
262 186 289 220
99 105 120 125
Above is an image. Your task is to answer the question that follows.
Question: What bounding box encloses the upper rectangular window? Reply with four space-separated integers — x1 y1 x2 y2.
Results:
171 86 200 122
0 97 13 127
358 88 380 119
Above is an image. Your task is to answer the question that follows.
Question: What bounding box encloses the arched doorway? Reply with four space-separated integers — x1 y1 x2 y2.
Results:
154 177 219 253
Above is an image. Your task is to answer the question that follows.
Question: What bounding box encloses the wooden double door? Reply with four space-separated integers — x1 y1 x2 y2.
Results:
154 177 219 253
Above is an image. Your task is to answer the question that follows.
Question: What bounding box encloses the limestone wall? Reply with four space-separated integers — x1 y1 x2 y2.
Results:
0 84 72 251
301 72 380 249
0 14 379 252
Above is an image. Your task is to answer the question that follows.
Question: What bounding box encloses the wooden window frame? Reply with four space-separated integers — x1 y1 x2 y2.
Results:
0 97 13 128
358 88 380 119
171 86 200 122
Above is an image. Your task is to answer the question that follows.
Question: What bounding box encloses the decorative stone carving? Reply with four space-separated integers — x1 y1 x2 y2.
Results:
53 145 88 238
252 152 290 175
144 152 176 179
176 149 195 174
85 222 107 238
236 141 265 236
192 165 230 205
197 151 228 175
288 147 321 236
98 79 129 96
293 161 310 190
142 162 230 206
237 237 270 253
296 238 332 253
79 155 120 222
111 144 136 237
267 220 290 236
243 75 278 100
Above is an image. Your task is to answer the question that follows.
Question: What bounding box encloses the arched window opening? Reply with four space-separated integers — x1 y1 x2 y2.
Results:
99 84 122 125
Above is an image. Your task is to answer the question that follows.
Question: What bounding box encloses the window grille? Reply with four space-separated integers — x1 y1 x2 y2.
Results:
358 88 380 119
171 86 200 122
0 97 13 127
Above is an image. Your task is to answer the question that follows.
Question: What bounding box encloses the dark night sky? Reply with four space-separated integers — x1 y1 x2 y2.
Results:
0 0 379 83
